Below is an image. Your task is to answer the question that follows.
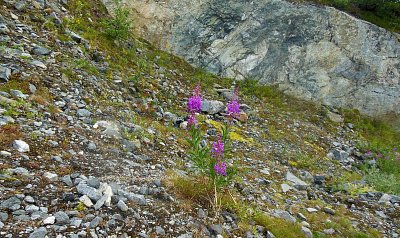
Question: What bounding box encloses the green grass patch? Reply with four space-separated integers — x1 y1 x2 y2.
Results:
297 0 400 33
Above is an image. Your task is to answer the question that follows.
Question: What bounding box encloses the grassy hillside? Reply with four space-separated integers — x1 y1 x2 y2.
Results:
299 0 400 32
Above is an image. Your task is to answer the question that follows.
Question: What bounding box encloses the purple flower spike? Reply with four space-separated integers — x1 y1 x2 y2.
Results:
187 113 198 127
214 161 227 176
211 136 224 159
226 87 240 119
187 82 202 113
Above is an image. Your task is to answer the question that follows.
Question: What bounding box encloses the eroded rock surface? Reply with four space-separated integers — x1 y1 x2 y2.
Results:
102 0 400 118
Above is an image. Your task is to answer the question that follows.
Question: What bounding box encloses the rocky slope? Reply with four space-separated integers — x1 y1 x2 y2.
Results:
0 0 399 237
102 0 400 119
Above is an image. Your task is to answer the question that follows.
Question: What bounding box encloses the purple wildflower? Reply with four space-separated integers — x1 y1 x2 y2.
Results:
187 113 198 127
226 87 240 119
214 161 227 176
187 82 202 113
211 136 224 159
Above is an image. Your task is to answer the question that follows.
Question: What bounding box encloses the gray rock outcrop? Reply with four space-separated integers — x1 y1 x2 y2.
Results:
102 0 400 118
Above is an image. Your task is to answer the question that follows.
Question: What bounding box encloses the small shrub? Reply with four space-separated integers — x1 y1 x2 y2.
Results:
102 1 132 41
332 0 351 9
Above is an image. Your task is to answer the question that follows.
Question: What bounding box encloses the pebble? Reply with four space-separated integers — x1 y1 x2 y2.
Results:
301 226 313 238
79 195 93 207
90 216 103 228
55 211 69 225
28 227 47 238
43 172 58 182
117 200 128 212
12 140 30 152
43 216 55 225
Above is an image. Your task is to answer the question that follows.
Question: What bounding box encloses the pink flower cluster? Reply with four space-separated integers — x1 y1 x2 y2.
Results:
214 161 227 176
187 82 202 127
226 87 240 120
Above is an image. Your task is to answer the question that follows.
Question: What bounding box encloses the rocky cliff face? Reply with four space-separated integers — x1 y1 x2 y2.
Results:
102 0 400 118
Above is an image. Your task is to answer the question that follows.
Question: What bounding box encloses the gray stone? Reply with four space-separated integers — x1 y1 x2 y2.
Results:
327 111 344 123
30 60 47 69
87 177 100 189
15 1 28 11
77 109 91 117
0 220 3 229
69 31 83 43
0 24 10 34
117 200 128 212
323 228 335 235
297 213 307 221
0 66 11 81
209 224 223 235
323 207 335 215
0 116 15 126
70 217 82 227
197 208 206 218
62 175 73 186
202 100 225 114
63 192 75 202
391 195 400 203
25 205 40 213
33 0 46 8
286 171 308 190
77 183 102 201
90 216 103 228
94 121 121 138
32 46 51 56
87 142 97 151
378 194 392 204
55 211 70 225
271 210 296 223
119 190 146 205
10 89 28 100
29 227 47 238
50 12 62 25
376 210 387 219
94 194 107 210
9 167 30 176
79 195 93 207
43 216 55 225
14 214 30 221
43 172 58 182
155 226 166 235
1 197 21 210
12 140 30 152
329 149 350 162
266 231 276 238
0 212 8 221
301 226 313 238
281 183 292 193
306 208 318 213
24 196 35 203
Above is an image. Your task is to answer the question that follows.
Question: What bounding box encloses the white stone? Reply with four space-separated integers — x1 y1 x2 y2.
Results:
43 172 58 182
79 195 93 207
43 216 55 225
12 140 30 152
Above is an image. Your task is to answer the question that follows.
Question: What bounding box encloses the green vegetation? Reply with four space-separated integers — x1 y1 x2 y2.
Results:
167 172 306 237
301 0 400 32
102 0 132 41
365 166 400 195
